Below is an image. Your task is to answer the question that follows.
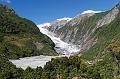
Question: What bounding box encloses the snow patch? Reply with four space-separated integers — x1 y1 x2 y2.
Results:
81 10 102 15
57 17 72 22
38 23 51 27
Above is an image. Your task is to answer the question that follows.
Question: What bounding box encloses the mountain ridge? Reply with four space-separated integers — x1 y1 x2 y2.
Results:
42 3 120 56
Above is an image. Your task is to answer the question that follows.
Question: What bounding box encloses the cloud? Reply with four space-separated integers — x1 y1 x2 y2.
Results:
1 0 11 3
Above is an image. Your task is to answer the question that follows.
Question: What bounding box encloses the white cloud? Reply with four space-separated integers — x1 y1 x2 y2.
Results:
1 0 11 3
81 10 102 15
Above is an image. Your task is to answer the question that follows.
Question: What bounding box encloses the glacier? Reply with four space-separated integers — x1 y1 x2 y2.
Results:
10 23 80 70
37 24 81 55
10 17 82 69
10 22 80 70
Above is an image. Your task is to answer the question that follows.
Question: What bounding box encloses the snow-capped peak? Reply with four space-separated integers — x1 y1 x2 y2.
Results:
38 17 72 28
81 10 102 15
37 23 51 28
57 17 72 22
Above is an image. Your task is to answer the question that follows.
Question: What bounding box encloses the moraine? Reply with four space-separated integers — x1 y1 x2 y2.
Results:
10 55 70 70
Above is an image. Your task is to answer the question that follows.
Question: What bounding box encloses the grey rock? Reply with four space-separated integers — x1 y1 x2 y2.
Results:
96 6 119 28
43 5 120 54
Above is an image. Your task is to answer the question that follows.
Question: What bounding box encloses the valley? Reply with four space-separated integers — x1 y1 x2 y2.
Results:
38 23 81 55
1 1 120 79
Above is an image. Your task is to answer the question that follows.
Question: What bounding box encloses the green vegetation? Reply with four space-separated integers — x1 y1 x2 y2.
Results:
0 55 117 79
1 3 120 79
82 8 120 60
0 4 57 59
56 11 108 44
48 3 120 79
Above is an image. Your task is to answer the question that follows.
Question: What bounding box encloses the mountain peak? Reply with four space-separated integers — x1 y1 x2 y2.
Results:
116 2 120 8
81 10 102 15
56 17 72 22
37 23 51 28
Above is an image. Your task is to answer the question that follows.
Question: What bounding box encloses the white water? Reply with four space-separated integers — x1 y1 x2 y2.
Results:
37 25 81 55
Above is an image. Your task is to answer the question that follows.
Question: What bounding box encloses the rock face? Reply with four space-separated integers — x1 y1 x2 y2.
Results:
49 18 72 32
66 13 95 26
45 18 72 33
47 5 120 53
96 6 119 28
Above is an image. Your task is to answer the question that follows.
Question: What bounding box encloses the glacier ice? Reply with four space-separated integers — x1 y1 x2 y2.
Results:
37 24 81 55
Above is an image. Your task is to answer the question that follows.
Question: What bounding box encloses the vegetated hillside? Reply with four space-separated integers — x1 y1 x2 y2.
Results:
0 4 57 59
79 3 120 61
1 3 120 79
82 6 120 60
50 3 120 61
32 2 120 79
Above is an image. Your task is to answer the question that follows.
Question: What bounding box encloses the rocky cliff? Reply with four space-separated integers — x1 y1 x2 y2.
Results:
42 18 72 34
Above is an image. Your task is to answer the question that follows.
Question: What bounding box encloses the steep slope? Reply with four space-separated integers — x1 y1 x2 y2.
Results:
47 3 120 59
44 17 72 33
1 3 120 79
58 9 118 50
84 4 120 59
0 4 57 59
38 24 80 55
35 4 120 78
